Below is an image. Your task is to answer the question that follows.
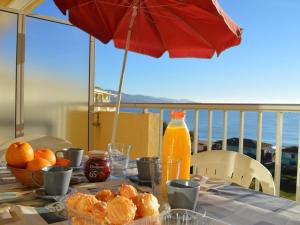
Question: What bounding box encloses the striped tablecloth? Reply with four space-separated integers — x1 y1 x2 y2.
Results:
198 183 300 225
1 166 300 225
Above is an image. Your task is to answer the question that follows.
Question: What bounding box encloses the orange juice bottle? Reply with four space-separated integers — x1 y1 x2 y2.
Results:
161 111 191 193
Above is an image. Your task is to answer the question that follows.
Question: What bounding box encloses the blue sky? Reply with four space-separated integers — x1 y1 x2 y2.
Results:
32 0 300 103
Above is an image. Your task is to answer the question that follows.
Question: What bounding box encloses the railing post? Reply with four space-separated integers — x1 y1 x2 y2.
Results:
239 111 245 154
222 110 228 150
296 113 300 201
207 110 213 151
274 112 283 196
193 110 199 154
255 111 263 191
15 13 26 138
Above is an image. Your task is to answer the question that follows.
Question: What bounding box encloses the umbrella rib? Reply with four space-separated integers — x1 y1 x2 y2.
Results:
139 1 169 52
113 1 135 39
140 1 186 9
141 5 223 24
67 0 131 12
143 0 241 42
142 8 216 51
142 2 241 52
94 2 113 38
211 0 242 37
140 1 227 24
140 8 192 23
144 1 241 51
93 0 131 8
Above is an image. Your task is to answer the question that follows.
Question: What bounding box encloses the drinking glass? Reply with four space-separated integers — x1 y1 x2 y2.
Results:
108 143 131 177
150 158 180 200
162 209 207 225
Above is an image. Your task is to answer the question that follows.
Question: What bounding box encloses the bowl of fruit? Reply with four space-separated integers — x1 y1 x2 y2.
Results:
6 141 70 187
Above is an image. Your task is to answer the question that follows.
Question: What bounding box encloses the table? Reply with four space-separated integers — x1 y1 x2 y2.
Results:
1 167 300 225
198 183 300 225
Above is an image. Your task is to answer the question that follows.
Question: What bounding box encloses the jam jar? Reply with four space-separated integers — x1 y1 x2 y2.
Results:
84 150 110 182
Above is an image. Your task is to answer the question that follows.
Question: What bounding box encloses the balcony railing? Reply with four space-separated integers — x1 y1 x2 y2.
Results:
95 102 300 201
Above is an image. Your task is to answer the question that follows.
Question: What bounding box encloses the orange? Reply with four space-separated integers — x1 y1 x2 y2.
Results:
55 158 70 167
34 148 56 165
6 142 34 168
26 158 52 171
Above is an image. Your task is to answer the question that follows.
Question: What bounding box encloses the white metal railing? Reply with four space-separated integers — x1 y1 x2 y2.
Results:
255 112 263 191
94 102 300 201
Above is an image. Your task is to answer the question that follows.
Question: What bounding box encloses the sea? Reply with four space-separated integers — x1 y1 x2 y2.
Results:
121 109 299 147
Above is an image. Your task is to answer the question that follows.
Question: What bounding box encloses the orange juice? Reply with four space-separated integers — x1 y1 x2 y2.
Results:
161 112 191 193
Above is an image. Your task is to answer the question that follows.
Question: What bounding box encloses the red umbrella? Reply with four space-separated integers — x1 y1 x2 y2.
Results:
54 0 242 142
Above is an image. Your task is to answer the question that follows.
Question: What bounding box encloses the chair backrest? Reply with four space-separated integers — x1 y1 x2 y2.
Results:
190 150 275 195
0 134 74 161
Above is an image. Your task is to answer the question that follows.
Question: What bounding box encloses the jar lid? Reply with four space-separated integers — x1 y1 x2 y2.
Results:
88 150 108 158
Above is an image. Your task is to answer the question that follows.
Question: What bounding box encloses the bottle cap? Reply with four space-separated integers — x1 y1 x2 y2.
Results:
88 150 108 158
171 111 185 119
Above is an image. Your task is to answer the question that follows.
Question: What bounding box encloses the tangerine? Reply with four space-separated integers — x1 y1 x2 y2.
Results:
6 142 34 168
34 148 56 165
55 158 70 167
26 158 52 171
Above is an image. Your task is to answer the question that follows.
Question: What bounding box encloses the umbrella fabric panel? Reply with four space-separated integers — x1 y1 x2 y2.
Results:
54 0 242 58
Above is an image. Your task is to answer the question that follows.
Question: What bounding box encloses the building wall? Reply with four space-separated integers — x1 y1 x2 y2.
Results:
66 106 88 152
282 152 298 166
93 112 160 159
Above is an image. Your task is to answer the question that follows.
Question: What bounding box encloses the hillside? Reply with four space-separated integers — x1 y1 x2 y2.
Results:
104 89 194 103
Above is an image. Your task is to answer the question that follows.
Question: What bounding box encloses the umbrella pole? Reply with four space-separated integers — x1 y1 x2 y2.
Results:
111 0 139 144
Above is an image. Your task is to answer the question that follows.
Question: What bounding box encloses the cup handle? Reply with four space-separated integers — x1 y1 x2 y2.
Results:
31 170 43 187
55 150 64 158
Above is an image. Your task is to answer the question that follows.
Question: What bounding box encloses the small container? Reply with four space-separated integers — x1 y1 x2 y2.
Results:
84 150 110 182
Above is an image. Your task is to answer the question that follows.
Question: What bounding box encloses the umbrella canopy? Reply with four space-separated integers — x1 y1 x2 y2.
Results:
54 0 241 58
54 0 242 143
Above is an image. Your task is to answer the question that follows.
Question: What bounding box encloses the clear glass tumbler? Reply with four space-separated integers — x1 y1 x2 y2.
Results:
162 209 207 225
108 143 131 177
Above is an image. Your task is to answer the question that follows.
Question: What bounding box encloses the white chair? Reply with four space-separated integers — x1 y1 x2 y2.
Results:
190 150 276 195
0 134 74 161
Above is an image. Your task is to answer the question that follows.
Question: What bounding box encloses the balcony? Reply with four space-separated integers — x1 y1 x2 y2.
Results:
1 3 300 204
94 102 300 201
